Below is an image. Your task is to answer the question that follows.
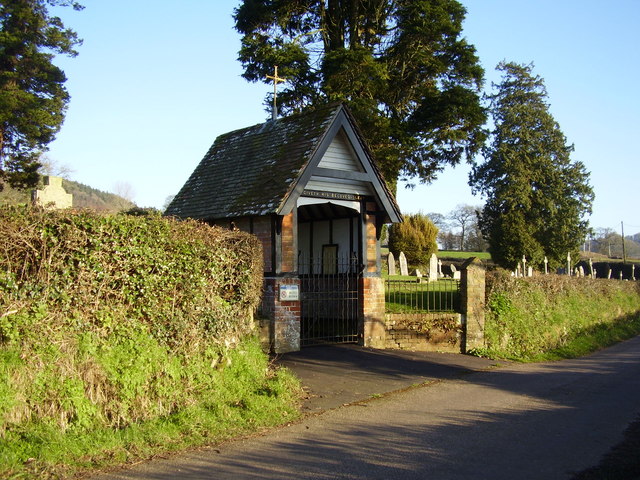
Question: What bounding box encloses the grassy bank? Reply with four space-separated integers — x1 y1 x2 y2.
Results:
0 336 301 478
0 207 302 478
477 270 640 361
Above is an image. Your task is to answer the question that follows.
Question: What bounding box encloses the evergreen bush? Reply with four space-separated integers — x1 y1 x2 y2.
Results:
388 213 438 266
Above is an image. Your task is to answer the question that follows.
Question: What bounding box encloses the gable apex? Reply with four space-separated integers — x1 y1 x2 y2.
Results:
279 105 401 223
165 103 400 224
317 129 365 173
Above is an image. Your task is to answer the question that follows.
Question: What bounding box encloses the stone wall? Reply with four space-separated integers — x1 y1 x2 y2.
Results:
384 312 462 352
382 257 485 352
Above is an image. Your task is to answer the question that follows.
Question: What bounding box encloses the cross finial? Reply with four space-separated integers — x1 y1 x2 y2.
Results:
266 65 286 120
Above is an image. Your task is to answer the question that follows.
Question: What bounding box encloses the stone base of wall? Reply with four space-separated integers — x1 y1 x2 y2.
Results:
384 313 462 352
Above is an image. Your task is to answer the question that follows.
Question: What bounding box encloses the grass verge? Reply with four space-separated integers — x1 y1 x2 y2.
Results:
473 271 640 362
0 336 302 479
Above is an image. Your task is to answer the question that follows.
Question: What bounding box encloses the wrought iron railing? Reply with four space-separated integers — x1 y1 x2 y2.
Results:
385 278 460 313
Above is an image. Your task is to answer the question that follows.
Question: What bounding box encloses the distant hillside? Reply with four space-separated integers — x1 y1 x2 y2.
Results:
0 177 135 212
62 179 135 211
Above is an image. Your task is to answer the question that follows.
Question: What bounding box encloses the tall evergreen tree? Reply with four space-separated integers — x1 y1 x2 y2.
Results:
469 62 594 270
234 0 486 190
0 0 82 190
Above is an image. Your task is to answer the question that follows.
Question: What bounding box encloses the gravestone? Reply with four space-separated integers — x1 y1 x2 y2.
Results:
607 269 612 279
438 259 443 277
527 266 533 277
415 268 422 279
578 265 585 277
399 252 408 276
632 264 636 281
588 258 594 278
544 256 549 275
428 253 438 282
387 252 396 276
450 263 461 280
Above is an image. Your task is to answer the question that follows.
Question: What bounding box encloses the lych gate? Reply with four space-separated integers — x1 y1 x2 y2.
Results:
166 103 401 353
298 199 362 345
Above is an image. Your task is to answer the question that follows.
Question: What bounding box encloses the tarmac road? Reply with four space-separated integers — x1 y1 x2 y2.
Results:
93 335 640 480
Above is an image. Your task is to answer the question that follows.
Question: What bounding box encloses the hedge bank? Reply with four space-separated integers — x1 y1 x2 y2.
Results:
0 206 300 478
481 270 640 360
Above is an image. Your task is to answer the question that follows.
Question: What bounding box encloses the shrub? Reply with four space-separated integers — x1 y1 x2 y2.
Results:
389 213 438 266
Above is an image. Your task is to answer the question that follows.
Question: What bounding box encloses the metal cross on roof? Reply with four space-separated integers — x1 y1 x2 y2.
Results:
266 65 286 121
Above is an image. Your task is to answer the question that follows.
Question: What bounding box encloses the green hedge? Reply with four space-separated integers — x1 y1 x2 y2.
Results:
0 206 263 350
481 270 640 360
0 206 301 477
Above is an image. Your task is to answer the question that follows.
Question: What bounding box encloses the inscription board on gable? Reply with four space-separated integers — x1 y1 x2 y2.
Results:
302 189 365 202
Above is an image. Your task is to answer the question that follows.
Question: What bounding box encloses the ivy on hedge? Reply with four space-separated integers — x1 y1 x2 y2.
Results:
0 206 263 349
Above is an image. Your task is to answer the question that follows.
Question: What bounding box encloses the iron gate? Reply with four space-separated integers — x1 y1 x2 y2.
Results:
299 258 363 346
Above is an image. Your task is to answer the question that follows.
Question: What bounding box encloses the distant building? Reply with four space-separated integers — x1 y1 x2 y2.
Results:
32 176 73 209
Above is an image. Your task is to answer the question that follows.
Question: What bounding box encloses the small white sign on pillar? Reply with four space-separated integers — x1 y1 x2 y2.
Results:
279 284 299 301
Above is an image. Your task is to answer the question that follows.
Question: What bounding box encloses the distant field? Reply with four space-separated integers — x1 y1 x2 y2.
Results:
438 250 492 260
380 247 491 261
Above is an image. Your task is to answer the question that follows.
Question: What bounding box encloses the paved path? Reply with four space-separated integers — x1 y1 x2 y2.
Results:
93 337 640 479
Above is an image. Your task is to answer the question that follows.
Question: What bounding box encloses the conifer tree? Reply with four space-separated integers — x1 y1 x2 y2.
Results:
469 62 594 270
389 213 438 266
0 0 82 190
234 0 486 190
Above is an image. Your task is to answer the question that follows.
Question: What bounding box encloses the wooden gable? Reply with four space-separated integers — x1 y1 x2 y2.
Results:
279 107 401 224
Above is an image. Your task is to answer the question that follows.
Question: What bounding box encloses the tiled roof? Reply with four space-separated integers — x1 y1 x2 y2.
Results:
166 104 342 220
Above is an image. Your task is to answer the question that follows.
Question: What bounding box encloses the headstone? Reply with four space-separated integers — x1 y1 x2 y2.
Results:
438 259 443 277
399 251 408 276
527 266 533 277
415 268 422 278
543 256 548 275
607 269 612 279
522 256 527 276
450 264 457 277
453 270 461 280
619 271 623 280
632 264 636 281
387 252 396 276
567 252 572 276
428 253 438 282
578 265 585 277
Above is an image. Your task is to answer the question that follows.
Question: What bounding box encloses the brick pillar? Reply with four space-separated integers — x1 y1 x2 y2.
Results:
361 276 386 348
460 257 485 352
261 276 301 353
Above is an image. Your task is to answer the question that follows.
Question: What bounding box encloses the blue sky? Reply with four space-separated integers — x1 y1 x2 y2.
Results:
48 1 640 232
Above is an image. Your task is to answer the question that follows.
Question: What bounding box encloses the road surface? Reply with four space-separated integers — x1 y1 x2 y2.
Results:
93 336 640 479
